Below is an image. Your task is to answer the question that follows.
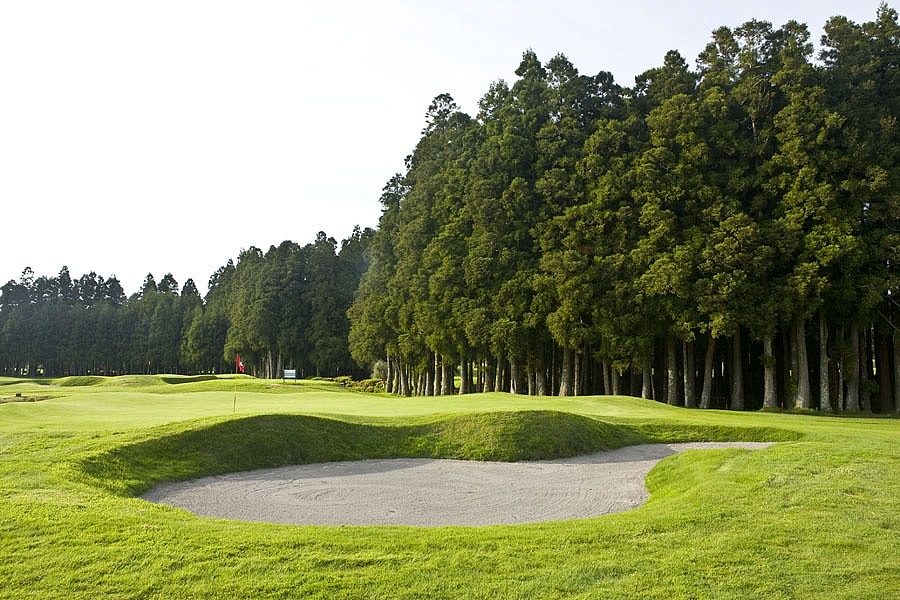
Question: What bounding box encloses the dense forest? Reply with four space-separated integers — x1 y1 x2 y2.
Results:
2 8 899 413
347 7 899 412
0 228 372 379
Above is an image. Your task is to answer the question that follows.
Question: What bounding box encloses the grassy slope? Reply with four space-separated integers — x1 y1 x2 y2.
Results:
0 375 898 599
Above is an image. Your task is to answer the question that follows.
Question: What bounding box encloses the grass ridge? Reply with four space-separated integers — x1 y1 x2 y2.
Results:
79 411 637 496
78 410 797 498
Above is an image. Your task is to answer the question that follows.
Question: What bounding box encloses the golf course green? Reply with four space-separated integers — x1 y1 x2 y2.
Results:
1 375 897 598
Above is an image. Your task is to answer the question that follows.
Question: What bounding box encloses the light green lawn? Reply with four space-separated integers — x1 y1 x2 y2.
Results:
1 375 898 599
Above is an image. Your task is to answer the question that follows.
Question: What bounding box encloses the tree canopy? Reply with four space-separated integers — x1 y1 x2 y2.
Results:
348 6 899 412
0 228 373 379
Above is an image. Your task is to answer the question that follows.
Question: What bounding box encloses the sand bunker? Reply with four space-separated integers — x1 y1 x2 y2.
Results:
141 442 772 526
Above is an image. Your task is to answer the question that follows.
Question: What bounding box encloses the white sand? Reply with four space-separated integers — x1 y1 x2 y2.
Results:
141 442 772 527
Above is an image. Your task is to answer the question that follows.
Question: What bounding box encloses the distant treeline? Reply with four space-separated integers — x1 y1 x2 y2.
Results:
3 9 899 413
0 228 372 379
346 7 899 411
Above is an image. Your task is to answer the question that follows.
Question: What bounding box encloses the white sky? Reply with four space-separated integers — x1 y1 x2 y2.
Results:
0 0 890 295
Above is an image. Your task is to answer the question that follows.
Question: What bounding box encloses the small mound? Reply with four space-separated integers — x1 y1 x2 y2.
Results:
629 421 802 444
103 375 166 387
159 375 219 385
79 411 638 496
57 376 105 387
429 410 642 461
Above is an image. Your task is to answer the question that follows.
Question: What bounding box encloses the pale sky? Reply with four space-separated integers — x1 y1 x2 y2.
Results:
0 1 890 295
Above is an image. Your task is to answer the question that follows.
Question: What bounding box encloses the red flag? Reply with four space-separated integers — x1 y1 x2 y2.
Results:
236 355 245 373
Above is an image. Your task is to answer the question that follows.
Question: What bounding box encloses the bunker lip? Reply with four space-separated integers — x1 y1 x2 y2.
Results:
141 442 774 527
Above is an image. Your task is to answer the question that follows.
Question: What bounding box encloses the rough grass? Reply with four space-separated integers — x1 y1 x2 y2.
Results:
0 374 897 599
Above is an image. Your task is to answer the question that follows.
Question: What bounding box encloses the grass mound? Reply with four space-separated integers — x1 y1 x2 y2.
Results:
79 411 640 496
159 375 219 385
56 376 105 387
98 374 224 388
0 377 50 386
101 375 167 387
629 421 801 444
428 410 642 461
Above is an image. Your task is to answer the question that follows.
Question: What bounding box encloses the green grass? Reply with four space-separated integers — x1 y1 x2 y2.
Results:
1 374 898 598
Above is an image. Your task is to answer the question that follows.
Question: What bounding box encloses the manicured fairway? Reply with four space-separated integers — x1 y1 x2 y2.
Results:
1 375 898 598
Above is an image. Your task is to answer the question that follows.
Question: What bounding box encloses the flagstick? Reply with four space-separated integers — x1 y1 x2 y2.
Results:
233 354 245 414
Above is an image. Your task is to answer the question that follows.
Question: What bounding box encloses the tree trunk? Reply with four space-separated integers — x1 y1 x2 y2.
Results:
845 318 860 411
458 355 469 395
434 354 442 395
573 350 582 396
476 358 484 393
602 361 611 396
441 355 454 396
728 332 743 410
893 328 900 414
837 343 845 412
819 310 832 412
641 356 653 399
559 347 575 396
483 356 495 393
535 345 548 396
399 362 410 397
550 346 557 395
859 327 871 411
425 351 435 396
590 357 598 396
683 340 696 408
827 322 840 410
730 329 745 410
781 331 792 411
700 336 716 409
762 333 778 410
611 369 620 395
391 363 400 395
876 325 893 413
510 358 526 395
792 319 811 410
387 354 395 395
666 335 679 406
